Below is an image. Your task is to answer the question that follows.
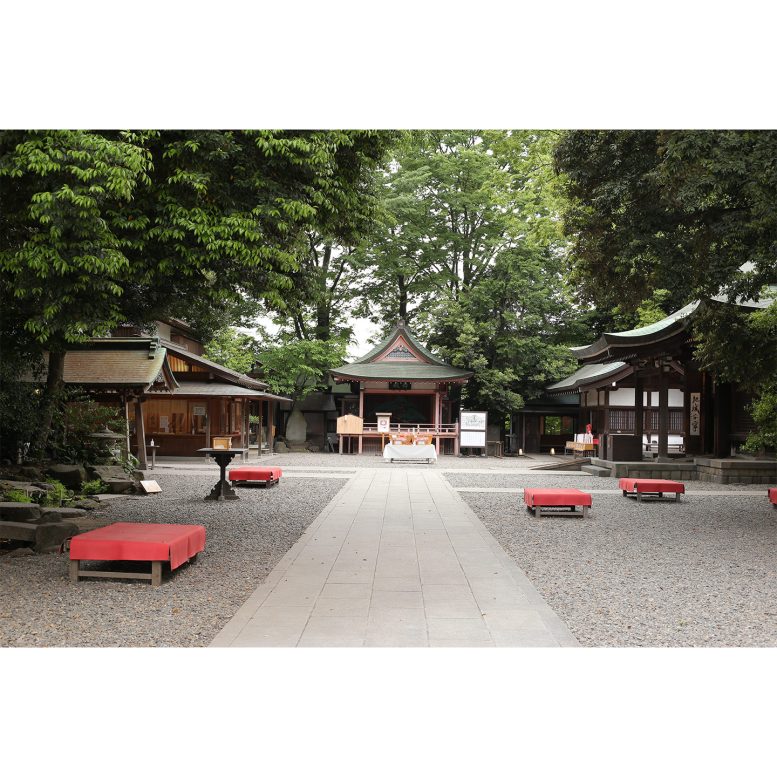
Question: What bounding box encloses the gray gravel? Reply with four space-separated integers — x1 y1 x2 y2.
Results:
447 473 777 646
0 470 344 647
445 472 771 491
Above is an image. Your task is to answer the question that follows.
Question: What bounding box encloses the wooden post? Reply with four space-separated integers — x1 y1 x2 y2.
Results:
634 371 644 447
358 388 364 454
134 397 148 469
658 367 669 459
123 393 132 462
268 399 275 455
259 399 264 459
205 401 211 449
434 390 441 454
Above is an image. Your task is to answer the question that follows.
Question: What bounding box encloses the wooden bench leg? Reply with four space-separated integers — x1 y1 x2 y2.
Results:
582 505 588 520
69 559 80 583
151 561 162 587
675 492 681 502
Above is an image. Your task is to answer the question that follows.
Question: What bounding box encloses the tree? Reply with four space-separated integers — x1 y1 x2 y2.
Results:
0 130 152 452
256 338 347 404
1 130 393 456
202 327 262 374
360 130 583 420
553 129 777 313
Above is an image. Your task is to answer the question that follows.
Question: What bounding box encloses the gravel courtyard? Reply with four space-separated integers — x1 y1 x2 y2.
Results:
446 472 777 647
1 470 344 647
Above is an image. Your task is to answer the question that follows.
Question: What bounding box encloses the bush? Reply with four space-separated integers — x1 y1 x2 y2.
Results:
31 478 74 507
4 489 33 503
744 389 777 454
81 479 108 496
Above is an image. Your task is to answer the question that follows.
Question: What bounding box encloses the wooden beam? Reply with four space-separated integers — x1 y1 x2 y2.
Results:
658 368 669 459
134 397 148 469
268 399 275 455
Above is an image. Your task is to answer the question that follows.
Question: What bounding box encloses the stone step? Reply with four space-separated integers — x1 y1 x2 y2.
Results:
0 502 42 522
0 521 37 542
582 464 611 478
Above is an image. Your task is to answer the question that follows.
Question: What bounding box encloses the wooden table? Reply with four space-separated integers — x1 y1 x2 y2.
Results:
198 447 246 501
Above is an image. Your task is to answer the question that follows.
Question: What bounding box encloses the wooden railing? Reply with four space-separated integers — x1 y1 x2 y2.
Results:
360 423 459 436
607 409 684 434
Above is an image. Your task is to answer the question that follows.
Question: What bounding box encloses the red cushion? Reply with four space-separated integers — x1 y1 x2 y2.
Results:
769 488 777 504
229 466 282 482
619 478 684 493
70 522 206 570
524 488 592 507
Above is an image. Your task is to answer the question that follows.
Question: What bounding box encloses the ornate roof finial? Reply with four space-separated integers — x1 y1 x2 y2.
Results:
397 318 406 328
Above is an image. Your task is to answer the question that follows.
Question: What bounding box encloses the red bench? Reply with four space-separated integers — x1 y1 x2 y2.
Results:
228 466 282 487
524 488 592 519
69 522 206 586
769 487 777 507
619 478 685 502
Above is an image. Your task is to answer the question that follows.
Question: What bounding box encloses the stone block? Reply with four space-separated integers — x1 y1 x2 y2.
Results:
34 522 78 553
103 478 135 494
40 507 88 523
0 502 42 522
0 521 37 542
45 464 87 490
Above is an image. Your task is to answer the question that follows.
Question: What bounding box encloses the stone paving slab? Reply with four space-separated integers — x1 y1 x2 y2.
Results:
210 468 578 648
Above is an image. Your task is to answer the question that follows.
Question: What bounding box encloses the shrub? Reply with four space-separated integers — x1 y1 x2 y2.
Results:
81 479 108 496
4 489 33 503
32 478 74 507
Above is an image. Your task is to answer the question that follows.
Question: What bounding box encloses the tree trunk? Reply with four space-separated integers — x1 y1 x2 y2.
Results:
33 349 66 457
314 243 333 340
397 274 408 320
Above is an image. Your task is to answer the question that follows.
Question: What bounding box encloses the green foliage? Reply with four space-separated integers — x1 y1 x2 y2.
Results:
257 338 347 403
743 391 777 453
48 395 125 465
0 348 46 460
203 327 261 374
81 479 108 496
358 131 582 420
122 453 140 477
4 489 33 503
35 478 74 507
553 130 777 312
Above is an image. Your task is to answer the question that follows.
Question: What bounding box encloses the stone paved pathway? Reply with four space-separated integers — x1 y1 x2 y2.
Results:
211 468 578 647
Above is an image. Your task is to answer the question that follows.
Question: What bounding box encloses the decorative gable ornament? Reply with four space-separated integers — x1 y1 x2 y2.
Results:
385 344 415 360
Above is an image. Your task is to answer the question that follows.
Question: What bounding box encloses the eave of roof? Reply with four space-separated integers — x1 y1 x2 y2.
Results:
169 382 292 402
161 338 268 390
331 363 473 382
546 361 631 394
349 321 450 366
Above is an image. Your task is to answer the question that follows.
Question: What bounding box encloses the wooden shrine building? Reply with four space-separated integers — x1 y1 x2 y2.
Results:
330 320 472 454
547 295 772 463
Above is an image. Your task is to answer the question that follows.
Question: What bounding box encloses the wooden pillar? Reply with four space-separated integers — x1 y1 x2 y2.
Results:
658 367 669 459
123 393 132 462
358 388 364 454
634 371 644 454
205 401 211 449
434 390 441 454
134 397 147 469
257 399 263 458
268 400 275 455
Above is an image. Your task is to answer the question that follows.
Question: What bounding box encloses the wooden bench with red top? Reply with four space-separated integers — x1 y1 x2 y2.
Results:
619 478 685 502
228 466 282 487
524 488 592 519
769 487 777 508
68 522 206 586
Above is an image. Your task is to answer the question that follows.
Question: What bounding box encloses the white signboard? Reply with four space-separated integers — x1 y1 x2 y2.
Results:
376 413 392 433
193 406 207 417
160 415 169 431
459 411 487 450
689 392 701 436
140 480 162 494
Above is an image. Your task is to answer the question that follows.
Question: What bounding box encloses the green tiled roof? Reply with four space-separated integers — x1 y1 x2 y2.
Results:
331 362 472 381
331 321 472 382
546 362 630 394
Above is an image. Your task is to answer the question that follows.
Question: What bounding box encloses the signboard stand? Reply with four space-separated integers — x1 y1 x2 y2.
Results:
459 410 488 456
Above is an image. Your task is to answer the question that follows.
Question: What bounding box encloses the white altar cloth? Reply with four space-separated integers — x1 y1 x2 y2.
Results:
383 443 437 463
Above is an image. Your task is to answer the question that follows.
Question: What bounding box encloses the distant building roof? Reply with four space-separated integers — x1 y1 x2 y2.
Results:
331 320 472 383
171 382 292 402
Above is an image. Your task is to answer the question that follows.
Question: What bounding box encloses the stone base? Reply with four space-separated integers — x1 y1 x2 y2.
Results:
587 457 777 484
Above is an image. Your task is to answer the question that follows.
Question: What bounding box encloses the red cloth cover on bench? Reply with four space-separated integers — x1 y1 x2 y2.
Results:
228 466 282 482
523 488 592 507
69 522 206 570
619 478 685 494
769 488 777 505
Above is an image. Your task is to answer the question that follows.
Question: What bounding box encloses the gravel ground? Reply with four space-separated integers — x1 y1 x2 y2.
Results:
445 472 771 491
446 473 777 646
0 471 344 647
156 451 558 471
